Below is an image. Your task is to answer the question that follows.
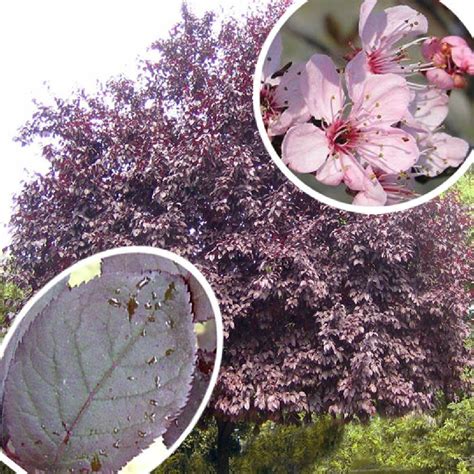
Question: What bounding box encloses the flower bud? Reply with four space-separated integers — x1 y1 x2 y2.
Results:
453 73 467 89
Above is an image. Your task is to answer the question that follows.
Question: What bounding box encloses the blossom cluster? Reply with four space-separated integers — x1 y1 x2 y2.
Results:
260 0 472 206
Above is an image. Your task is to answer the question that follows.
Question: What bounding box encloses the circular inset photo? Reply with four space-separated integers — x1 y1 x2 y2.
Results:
0 247 222 473
254 0 473 213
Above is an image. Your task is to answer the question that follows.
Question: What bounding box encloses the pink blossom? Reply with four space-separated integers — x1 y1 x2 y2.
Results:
282 54 419 190
405 87 449 130
260 35 310 137
353 166 417 206
422 36 466 65
349 0 428 86
401 115 470 178
422 36 474 89
400 84 470 178
416 131 470 177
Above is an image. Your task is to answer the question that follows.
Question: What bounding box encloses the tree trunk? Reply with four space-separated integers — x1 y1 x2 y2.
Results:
216 419 235 474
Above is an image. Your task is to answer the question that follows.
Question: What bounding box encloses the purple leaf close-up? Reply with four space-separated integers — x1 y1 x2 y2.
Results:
2 263 197 472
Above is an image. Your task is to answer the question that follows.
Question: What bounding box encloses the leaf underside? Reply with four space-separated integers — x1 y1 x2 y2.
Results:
2 263 197 472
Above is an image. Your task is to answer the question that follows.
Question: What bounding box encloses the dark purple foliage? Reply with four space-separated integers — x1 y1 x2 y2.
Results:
7 2 472 428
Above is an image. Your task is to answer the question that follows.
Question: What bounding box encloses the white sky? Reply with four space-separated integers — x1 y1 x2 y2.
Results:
0 1 471 250
0 0 260 250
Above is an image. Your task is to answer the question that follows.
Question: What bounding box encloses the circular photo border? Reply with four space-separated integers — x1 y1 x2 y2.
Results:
253 0 474 215
0 246 223 473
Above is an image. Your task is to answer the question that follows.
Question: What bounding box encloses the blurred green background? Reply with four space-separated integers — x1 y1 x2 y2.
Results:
276 0 473 204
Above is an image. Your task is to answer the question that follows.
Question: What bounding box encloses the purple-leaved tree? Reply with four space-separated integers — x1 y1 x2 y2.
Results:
5 3 472 471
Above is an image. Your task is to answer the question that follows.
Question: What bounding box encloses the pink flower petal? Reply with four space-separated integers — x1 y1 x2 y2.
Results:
350 73 410 126
263 62 312 137
452 46 474 75
407 88 449 130
345 51 370 99
443 36 468 48
274 62 306 108
433 132 469 167
360 1 427 51
268 99 310 137
359 0 378 45
359 0 385 50
282 123 329 173
382 5 428 44
302 54 344 122
353 176 387 206
401 119 429 138
418 132 469 176
422 37 442 61
316 155 344 186
263 34 283 82
341 156 370 192
359 128 419 173
425 69 455 90
267 62 311 137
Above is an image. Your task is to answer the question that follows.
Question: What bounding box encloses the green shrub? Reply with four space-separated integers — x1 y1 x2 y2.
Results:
154 418 219 473
0 264 23 337
0 463 14 474
315 399 474 473
455 172 474 206
233 416 343 474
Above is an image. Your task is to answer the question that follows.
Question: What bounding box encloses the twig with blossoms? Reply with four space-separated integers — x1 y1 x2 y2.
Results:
260 0 472 206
